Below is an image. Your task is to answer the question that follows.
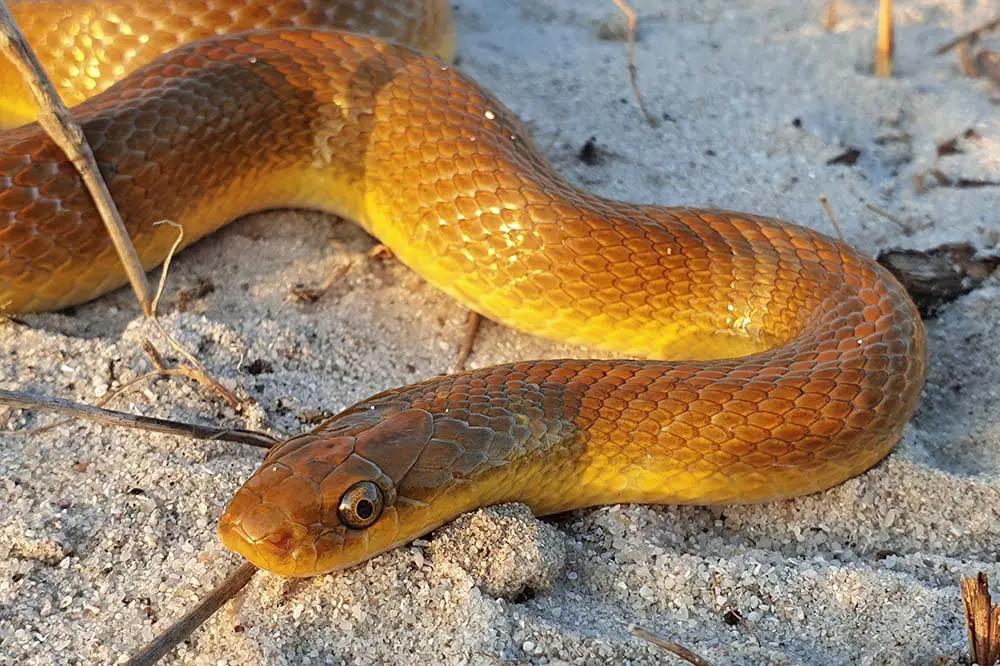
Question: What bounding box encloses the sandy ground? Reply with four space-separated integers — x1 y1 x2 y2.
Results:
3 0 1000 664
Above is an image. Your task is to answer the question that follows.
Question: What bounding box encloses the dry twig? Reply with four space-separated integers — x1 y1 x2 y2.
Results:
957 40 979 77
288 259 352 304
864 202 915 235
139 338 243 410
0 387 275 448
368 243 394 260
611 0 658 126
875 0 895 78
823 1 838 31
127 562 258 666
632 626 711 666
977 49 1000 85
140 222 244 408
962 573 1000 666
452 311 482 373
818 195 847 243
2 371 203 438
934 15 1000 56
0 0 153 314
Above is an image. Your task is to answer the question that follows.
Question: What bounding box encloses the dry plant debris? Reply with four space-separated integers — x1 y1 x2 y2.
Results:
876 243 1000 317
962 573 1000 666
610 0 658 126
875 0 894 78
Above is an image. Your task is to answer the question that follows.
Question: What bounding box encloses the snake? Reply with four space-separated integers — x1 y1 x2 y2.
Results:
0 0 927 578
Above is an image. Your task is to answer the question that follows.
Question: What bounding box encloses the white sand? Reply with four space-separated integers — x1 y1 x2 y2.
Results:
3 0 1000 663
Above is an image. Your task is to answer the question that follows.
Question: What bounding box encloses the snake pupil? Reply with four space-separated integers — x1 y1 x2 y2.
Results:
337 481 384 528
356 499 374 520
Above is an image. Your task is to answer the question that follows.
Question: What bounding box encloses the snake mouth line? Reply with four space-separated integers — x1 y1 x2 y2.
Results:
218 508 336 576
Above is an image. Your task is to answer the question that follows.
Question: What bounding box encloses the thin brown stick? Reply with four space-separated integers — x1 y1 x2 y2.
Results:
977 49 1000 86
140 338 244 411
452 311 482 373
5 370 171 438
151 220 185 314
611 0 658 127
962 573 1000 666
126 219 245 411
864 202 914 235
0 0 153 315
935 15 1000 56
823 1 838 31
127 562 258 666
818 195 847 243
875 0 894 78
288 259 352 304
631 626 711 666
956 40 979 77
0 388 276 448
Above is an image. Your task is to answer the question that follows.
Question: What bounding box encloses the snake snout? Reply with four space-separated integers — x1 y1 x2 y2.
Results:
217 460 328 575
218 495 304 570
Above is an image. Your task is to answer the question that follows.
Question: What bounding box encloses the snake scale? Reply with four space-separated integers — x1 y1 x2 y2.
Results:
0 0 926 577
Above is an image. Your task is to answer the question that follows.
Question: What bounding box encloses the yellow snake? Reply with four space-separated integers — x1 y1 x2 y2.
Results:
0 0 926 577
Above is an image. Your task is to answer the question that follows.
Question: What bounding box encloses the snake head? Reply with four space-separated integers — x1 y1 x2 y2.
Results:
218 407 435 577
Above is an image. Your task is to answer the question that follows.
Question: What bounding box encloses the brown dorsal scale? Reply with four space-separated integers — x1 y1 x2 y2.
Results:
352 408 434 483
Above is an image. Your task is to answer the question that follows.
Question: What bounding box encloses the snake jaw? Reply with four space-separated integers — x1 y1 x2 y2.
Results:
217 501 310 573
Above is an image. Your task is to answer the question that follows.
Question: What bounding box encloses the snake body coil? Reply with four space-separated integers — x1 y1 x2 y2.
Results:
0 0 926 577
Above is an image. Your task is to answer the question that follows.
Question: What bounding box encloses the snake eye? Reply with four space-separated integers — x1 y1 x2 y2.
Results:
337 481 384 529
